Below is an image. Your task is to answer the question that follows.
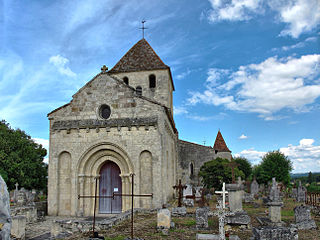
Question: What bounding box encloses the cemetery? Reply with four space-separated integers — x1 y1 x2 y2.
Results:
1 172 320 239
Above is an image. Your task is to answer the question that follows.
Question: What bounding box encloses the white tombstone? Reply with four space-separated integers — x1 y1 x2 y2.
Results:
157 209 171 229
183 184 194 207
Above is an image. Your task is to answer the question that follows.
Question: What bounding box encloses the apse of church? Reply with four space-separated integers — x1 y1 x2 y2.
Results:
47 38 231 216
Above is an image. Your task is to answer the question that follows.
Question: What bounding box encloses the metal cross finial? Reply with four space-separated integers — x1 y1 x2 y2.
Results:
139 20 148 39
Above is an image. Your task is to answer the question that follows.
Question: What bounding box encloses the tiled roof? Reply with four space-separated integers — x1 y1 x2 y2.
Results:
109 38 169 73
213 130 231 152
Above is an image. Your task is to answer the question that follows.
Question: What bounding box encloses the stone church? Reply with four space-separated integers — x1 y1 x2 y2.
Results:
47 38 232 216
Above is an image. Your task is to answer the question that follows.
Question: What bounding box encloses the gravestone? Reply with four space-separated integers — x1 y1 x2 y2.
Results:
291 188 297 199
296 181 306 202
157 209 171 234
16 188 27 206
225 183 251 226
172 206 187 217
195 187 202 202
196 234 240 240
11 216 26 239
292 205 317 230
226 183 243 212
267 178 283 225
196 207 208 229
251 179 259 197
252 226 298 240
183 184 194 207
0 175 11 240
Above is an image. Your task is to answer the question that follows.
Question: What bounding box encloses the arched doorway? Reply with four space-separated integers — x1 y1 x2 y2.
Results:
99 161 122 213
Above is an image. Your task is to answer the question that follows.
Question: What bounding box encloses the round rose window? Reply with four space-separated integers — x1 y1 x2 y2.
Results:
99 105 111 119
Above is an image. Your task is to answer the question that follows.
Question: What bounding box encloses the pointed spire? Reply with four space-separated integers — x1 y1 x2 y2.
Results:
108 38 169 74
213 130 231 152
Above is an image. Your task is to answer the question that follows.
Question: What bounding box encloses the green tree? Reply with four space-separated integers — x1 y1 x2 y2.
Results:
0 120 47 191
199 157 244 190
307 171 313 184
253 150 292 186
233 156 252 180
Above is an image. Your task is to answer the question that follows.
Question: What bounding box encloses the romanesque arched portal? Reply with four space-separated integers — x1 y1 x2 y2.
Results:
77 142 133 216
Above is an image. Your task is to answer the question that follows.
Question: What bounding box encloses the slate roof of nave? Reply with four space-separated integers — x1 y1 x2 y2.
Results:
213 130 231 152
109 38 169 74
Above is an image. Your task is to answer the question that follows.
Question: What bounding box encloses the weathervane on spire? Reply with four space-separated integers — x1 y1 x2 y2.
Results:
140 20 148 39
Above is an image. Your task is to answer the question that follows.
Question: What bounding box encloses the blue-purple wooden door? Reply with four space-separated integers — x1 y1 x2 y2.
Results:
99 161 122 213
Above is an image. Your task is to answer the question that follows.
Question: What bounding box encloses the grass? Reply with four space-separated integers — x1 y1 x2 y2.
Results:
281 209 294 217
104 236 126 240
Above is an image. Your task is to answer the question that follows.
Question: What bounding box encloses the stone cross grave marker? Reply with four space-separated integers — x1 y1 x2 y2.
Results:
215 182 228 209
213 199 234 240
173 179 187 207
228 161 239 183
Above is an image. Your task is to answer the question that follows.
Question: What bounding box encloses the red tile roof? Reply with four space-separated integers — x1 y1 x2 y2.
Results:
213 130 231 152
109 38 169 73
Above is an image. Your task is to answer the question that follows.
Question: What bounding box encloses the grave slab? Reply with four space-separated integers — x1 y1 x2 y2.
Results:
196 234 240 240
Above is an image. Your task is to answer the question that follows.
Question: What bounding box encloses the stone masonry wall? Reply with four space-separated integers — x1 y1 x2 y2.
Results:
177 140 231 185
111 69 173 112
48 72 177 216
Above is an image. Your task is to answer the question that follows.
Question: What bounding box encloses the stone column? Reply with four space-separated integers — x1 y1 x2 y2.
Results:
120 174 131 212
77 175 85 216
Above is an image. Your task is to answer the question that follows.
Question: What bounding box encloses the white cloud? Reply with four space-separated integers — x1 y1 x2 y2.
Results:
208 0 261 22
239 134 248 139
176 69 192 80
188 54 320 120
207 0 320 38
280 36 317 51
234 148 266 164
236 138 320 172
33 138 49 164
49 55 76 77
271 0 320 38
33 138 49 150
280 138 320 172
173 106 188 115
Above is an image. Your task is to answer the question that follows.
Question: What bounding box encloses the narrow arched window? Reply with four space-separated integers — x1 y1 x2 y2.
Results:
149 74 156 88
136 86 142 96
123 76 129 85
190 163 194 176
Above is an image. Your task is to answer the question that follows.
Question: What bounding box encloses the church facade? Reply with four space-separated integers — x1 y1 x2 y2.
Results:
47 39 231 216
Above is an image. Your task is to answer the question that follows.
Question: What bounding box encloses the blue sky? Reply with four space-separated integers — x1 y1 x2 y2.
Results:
1 0 319 173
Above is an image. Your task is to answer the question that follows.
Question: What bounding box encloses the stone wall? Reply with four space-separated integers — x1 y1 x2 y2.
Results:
177 140 231 185
111 69 174 112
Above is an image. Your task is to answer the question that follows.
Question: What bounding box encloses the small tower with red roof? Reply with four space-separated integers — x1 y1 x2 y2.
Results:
213 130 232 160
